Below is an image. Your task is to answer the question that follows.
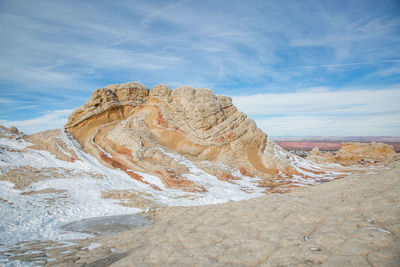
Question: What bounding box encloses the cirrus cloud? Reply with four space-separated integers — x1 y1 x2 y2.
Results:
232 86 400 136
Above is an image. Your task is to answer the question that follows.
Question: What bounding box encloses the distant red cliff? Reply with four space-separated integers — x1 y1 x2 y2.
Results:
274 138 400 152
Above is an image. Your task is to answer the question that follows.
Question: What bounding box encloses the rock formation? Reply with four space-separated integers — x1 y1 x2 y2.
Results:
306 147 336 164
307 142 398 165
0 126 78 163
0 125 23 138
25 129 78 162
64 82 329 192
336 142 396 163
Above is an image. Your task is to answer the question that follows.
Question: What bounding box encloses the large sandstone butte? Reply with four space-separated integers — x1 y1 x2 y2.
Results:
65 82 336 192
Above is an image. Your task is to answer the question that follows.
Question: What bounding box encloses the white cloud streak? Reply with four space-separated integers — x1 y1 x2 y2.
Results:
232 87 400 116
256 114 400 137
0 110 73 134
232 87 400 136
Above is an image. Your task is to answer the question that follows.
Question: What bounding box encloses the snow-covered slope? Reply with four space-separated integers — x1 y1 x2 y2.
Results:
0 130 266 250
0 126 347 265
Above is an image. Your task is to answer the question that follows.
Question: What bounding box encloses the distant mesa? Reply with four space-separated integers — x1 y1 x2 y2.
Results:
275 137 400 152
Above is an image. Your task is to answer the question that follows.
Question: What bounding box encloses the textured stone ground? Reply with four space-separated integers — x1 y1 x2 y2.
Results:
35 161 397 266
5 162 399 266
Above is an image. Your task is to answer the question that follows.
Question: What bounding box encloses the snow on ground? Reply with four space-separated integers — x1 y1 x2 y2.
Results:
0 131 350 262
0 131 265 253
264 137 346 185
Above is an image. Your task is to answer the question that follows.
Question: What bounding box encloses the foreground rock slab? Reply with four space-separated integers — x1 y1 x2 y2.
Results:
40 161 399 266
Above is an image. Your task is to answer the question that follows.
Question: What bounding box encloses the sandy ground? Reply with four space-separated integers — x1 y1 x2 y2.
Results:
5 162 400 266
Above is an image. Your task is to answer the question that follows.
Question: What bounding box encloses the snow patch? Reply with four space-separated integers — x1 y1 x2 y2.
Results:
83 243 102 250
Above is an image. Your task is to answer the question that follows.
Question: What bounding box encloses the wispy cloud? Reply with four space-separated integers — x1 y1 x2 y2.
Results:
0 98 16 104
0 109 73 134
140 0 192 25
298 60 400 69
257 113 400 137
1 0 398 90
232 86 400 136
232 86 400 116
290 12 400 68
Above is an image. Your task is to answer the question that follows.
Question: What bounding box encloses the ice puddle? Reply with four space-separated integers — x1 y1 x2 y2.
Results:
63 213 153 236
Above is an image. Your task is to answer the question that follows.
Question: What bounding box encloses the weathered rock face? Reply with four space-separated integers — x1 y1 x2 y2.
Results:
307 147 336 164
0 125 22 138
25 129 78 162
307 142 397 165
64 82 333 192
337 142 396 162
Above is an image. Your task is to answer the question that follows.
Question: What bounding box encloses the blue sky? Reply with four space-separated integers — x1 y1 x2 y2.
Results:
0 0 399 136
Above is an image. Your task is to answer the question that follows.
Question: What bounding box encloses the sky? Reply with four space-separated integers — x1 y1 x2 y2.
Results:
0 0 399 136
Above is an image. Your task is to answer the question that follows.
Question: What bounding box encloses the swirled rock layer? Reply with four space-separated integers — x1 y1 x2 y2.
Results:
65 82 342 193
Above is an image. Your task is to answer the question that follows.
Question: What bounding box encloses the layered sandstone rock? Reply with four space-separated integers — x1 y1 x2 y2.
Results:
64 82 335 192
0 126 78 162
336 142 396 163
25 129 78 162
307 142 398 165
